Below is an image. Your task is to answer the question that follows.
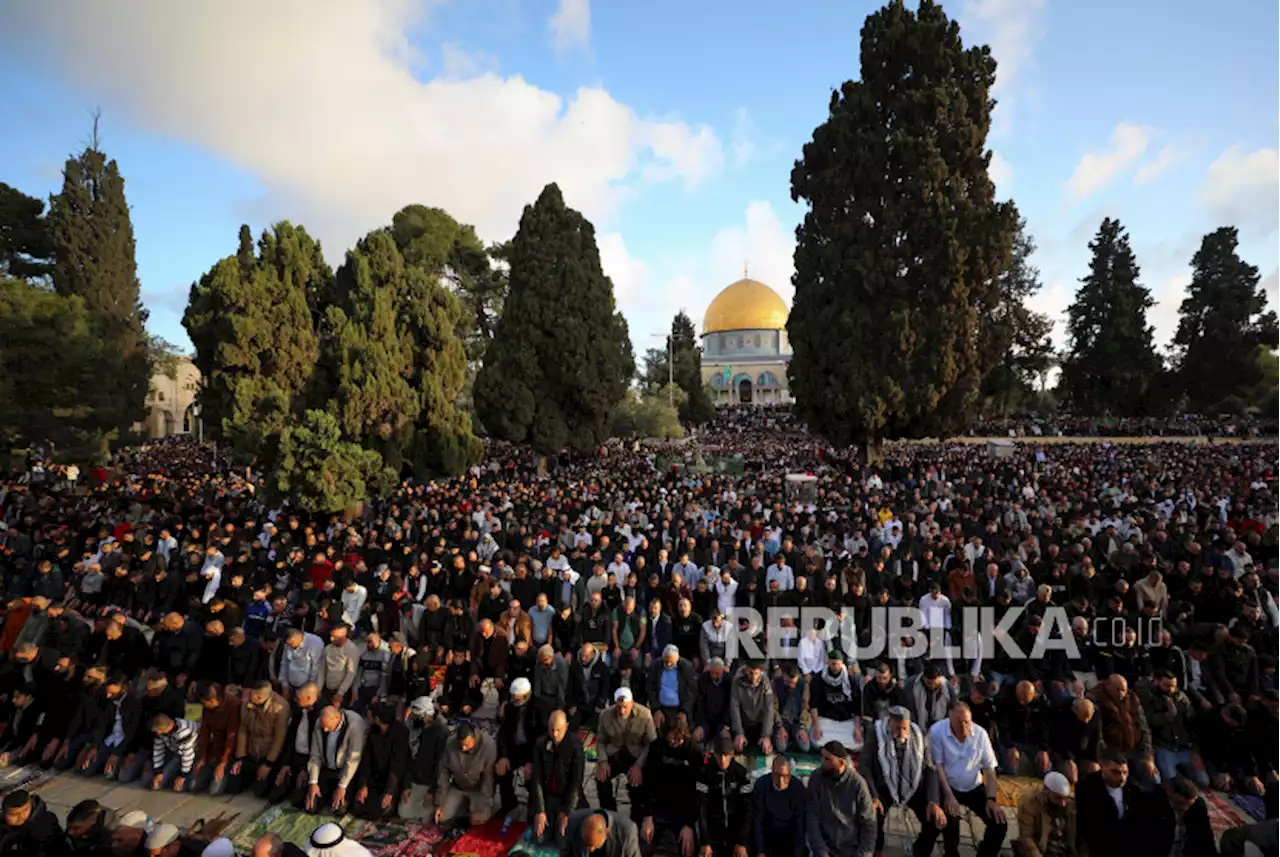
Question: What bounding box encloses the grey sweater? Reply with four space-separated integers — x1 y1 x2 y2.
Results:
437 732 497 803
804 764 877 857
317 640 361 696
730 672 775 738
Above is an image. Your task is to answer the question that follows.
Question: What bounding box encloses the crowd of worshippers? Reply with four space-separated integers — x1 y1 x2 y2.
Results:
0 432 1275 857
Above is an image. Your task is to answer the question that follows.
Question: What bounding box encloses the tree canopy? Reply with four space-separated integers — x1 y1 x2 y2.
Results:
474 183 634 453
0 183 56 281
639 311 715 424
183 223 324 462
1172 226 1278 412
786 0 1017 453
272 409 393 514
48 141 152 439
981 219 1055 415
1058 217 1164 415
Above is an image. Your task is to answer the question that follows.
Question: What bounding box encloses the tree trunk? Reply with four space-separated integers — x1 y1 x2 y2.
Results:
535 453 549 477
860 438 884 467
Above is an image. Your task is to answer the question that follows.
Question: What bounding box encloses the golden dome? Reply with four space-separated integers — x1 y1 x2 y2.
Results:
702 278 789 334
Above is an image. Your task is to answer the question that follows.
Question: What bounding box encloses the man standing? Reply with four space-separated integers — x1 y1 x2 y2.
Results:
752 755 807 857
859 706 945 857
301 706 366 815
282 629 325 700
233 680 290 798
1013 772 1081 857
350 704 409 820
435 723 498 828
805 741 877 857
696 734 753 857
730 660 774 756
529 710 585 848
928 702 1008 857
316 626 360 708
595 688 657 812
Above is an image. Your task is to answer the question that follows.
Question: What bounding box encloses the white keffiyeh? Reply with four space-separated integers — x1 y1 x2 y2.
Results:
875 718 925 807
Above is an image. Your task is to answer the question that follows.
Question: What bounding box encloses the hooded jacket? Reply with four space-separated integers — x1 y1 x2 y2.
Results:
0 794 63 857
804 763 877 857
437 730 497 802
569 650 612 714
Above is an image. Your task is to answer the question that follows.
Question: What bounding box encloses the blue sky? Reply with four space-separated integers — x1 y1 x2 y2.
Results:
0 0 1275 360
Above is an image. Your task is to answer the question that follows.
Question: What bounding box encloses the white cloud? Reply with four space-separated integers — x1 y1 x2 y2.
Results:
1197 145 1279 238
1062 122 1153 203
1025 279 1071 348
1133 143 1187 185
729 108 756 167
439 43 498 80
548 0 590 55
0 0 721 258
1263 267 1278 310
958 0 1046 134
597 232 647 307
989 149 1013 195
1150 271 1191 351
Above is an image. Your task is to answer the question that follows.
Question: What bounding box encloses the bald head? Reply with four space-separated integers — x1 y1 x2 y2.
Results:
581 813 608 850
252 833 283 857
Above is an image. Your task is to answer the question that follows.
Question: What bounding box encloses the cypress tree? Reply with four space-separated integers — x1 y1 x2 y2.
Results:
183 223 323 461
314 230 419 488
786 0 1017 458
1173 227 1277 412
1059 218 1163 415
273 409 393 513
982 219 1055 415
474 183 634 453
0 184 55 281
48 142 151 437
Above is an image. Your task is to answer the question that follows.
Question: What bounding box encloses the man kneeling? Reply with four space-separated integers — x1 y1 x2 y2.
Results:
434 723 497 830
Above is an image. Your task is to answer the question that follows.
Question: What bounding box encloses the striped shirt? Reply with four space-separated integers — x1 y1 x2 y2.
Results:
153 719 199 775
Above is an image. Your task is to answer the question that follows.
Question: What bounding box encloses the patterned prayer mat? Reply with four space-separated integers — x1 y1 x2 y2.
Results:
0 765 56 797
439 817 528 857
229 805 350 854
1203 791 1251 839
508 827 561 857
348 818 438 857
575 729 599 761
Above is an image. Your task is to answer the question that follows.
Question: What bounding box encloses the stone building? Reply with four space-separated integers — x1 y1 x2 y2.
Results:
138 356 201 438
699 276 792 405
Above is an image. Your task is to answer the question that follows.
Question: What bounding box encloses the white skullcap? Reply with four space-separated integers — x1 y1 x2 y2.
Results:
408 696 434 718
614 687 633 702
1044 771 1071 797
202 838 236 857
118 810 151 830
146 824 180 850
511 677 532 696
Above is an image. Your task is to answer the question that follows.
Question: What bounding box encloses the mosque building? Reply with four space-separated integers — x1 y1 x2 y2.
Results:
699 273 793 405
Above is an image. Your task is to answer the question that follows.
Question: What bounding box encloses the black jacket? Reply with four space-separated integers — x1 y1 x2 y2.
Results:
0 795 64 857
1147 794 1216 857
696 757 753 849
497 700 543 763
1075 771 1148 857
569 656 612 715
693 671 733 735
528 732 585 816
152 621 203 675
634 738 701 827
408 720 449 788
858 721 940 808
1049 703 1101 762
645 658 698 721
355 721 410 793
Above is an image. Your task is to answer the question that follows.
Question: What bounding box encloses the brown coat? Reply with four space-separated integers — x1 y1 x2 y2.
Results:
471 629 509 678
1016 789 1082 857
1088 684 1151 754
236 690 290 763
496 610 533 645
196 690 241 765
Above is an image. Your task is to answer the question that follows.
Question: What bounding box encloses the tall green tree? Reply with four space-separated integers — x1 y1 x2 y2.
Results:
314 227 481 480
272 409 393 513
786 0 1017 456
1172 227 1278 412
982 219 1055 414
0 276 110 458
390 205 509 369
1058 218 1164 415
183 223 323 461
474 183 634 453
48 139 151 437
0 184 55 281
640 312 715 423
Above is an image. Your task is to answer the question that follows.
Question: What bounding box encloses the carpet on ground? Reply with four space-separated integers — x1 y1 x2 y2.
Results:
1203 791 1250 838
508 827 561 857
439 817 527 857
347 818 438 857
0 766 55 796
1231 793 1267 822
996 776 1038 808
229 804 349 854
749 753 820 779
575 730 598 761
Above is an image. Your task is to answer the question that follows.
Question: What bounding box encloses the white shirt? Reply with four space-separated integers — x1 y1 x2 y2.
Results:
1106 785 1124 818
928 720 998 793
919 593 952 630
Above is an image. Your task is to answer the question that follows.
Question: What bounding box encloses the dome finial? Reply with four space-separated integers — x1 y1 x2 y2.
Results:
743 261 749 279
